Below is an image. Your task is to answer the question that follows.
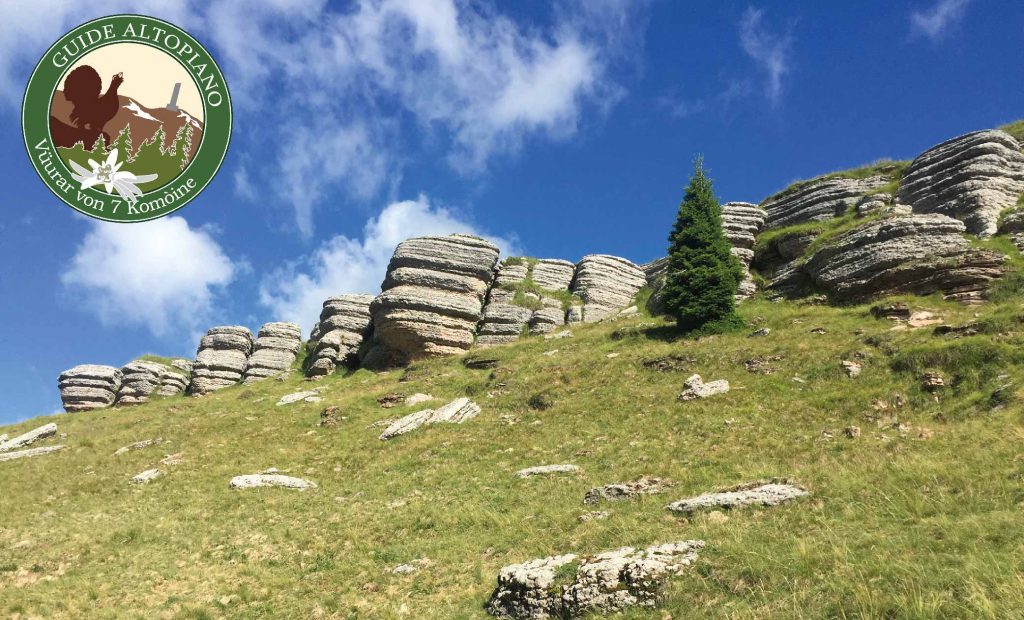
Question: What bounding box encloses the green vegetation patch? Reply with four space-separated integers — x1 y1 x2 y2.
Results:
138 354 189 376
999 119 1024 144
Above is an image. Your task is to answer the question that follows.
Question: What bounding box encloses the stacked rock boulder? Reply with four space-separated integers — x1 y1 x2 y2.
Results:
803 214 1005 303
762 174 894 229
59 365 122 412
478 258 579 346
157 360 192 396
189 326 254 394
242 322 302 383
306 294 375 377
899 130 1024 236
364 234 499 365
115 360 174 405
721 201 767 299
570 255 646 322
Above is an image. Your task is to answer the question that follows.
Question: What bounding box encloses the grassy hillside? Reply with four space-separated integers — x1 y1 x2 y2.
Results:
2 294 1024 619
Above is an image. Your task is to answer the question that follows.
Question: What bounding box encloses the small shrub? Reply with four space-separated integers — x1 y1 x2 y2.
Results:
527 392 555 410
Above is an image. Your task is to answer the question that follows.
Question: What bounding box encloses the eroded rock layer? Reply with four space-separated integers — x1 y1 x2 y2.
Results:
243 322 302 383
116 360 172 405
366 234 499 365
306 294 374 377
762 175 892 229
189 326 254 395
59 364 122 412
898 130 1024 236
570 255 646 322
722 201 767 299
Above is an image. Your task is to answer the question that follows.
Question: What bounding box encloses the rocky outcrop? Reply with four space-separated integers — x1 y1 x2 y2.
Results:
478 258 576 346
242 322 302 383
803 214 1005 303
306 294 374 377
0 423 57 453
365 235 499 365
899 130 1024 236
762 174 893 229
486 541 705 619
665 481 809 514
229 474 317 490
722 202 767 299
0 445 66 463
59 364 122 412
378 397 481 440
530 259 575 290
477 303 533 347
115 360 171 405
158 361 191 396
570 255 646 322
188 326 254 395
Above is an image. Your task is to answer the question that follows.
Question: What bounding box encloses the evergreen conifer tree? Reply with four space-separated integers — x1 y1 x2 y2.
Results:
660 157 744 332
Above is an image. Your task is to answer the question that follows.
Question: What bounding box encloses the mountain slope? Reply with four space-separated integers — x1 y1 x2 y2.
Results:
2 294 1023 619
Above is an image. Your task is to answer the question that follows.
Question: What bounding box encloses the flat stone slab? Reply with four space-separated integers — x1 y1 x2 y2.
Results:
515 464 580 478
584 476 674 504
379 397 481 440
0 423 57 453
130 469 162 484
677 374 730 401
113 438 163 456
229 474 317 490
665 481 809 514
0 445 66 463
276 390 323 406
486 540 705 619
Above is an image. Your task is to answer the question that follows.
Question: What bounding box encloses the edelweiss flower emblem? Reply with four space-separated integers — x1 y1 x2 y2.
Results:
68 148 157 205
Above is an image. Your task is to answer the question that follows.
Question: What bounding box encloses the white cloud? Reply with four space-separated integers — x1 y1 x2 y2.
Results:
910 0 971 41
259 195 520 334
738 7 793 105
61 216 237 338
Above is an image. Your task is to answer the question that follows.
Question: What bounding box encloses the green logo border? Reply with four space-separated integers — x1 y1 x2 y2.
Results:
22 14 231 222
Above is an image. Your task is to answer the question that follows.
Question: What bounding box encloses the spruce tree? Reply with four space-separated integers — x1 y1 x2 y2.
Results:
661 157 744 333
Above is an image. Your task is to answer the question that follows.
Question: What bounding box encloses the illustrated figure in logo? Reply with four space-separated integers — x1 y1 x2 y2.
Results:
50 65 124 149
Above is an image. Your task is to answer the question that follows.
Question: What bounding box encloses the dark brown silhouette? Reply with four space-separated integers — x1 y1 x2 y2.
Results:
50 65 124 148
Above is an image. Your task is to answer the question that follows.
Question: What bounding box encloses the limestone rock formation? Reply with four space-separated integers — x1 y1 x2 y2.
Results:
306 294 374 377
803 214 1005 303
477 304 533 347
678 374 730 400
515 464 580 478
0 445 66 463
0 423 57 453
365 235 499 365
722 201 767 299
570 255 646 322
528 306 565 335
157 361 191 396
530 259 576 290
752 229 819 296
115 360 171 405
898 130 1024 236
189 326 254 395
378 397 481 440
130 469 161 484
243 322 302 383
665 481 809 514
485 541 705 619
229 474 317 490
583 477 674 504
59 364 122 412
762 174 893 229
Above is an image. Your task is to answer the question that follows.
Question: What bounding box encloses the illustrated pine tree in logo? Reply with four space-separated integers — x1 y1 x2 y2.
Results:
169 123 194 171
109 125 133 160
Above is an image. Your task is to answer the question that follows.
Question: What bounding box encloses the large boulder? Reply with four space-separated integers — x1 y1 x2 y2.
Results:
478 258 576 346
365 235 499 365
803 214 1005 303
306 294 374 377
762 174 893 229
188 326 254 394
899 130 1024 236
59 364 122 412
530 259 575 290
243 322 302 383
570 255 646 322
116 360 172 405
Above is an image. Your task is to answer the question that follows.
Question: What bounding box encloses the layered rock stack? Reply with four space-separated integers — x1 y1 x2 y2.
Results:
531 259 575 290
762 174 894 229
242 322 302 383
189 326 254 395
364 234 499 365
898 130 1024 236
478 258 578 346
721 201 767 299
115 360 173 405
157 361 191 396
570 255 646 322
59 365 122 412
803 214 1005 303
306 294 374 377
476 303 533 346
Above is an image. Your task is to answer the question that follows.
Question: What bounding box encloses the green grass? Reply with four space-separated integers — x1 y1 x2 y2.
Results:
763 159 910 204
498 258 582 312
999 119 1024 144
2 294 1024 618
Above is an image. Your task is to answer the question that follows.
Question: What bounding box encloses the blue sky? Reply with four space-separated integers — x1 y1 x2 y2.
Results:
1 0 1021 424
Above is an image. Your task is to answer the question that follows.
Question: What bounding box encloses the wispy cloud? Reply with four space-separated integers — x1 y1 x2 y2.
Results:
738 7 793 105
910 0 971 41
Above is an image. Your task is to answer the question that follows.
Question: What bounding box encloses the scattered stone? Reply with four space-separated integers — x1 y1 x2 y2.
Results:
898 129 1024 236
365 235 499 365
841 361 863 378
745 355 782 375
908 311 944 328
306 294 375 377
542 349 559 357
464 357 500 370
189 326 254 394
378 397 481 440
58 364 122 412
130 469 161 484
0 423 57 453
642 355 696 374
571 255 646 322
577 511 610 523
0 445 66 463
750 327 771 337
485 541 705 619
606 352 619 359
932 322 980 337
276 389 322 406
810 327 827 334
922 371 945 391
543 330 573 340
112 438 162 456
377 393 406 408
515 464 580 478
243 322 302 384
870 302 911 321
665 481 809 514
584 477 674 504
392 564 418 575
160 453 184 466
229 474 317 490
677 374 730 401
844 426 861 439
320 406 341 427
762 174 894 229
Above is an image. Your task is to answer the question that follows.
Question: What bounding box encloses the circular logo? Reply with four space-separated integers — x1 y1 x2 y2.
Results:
22 15 231 222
